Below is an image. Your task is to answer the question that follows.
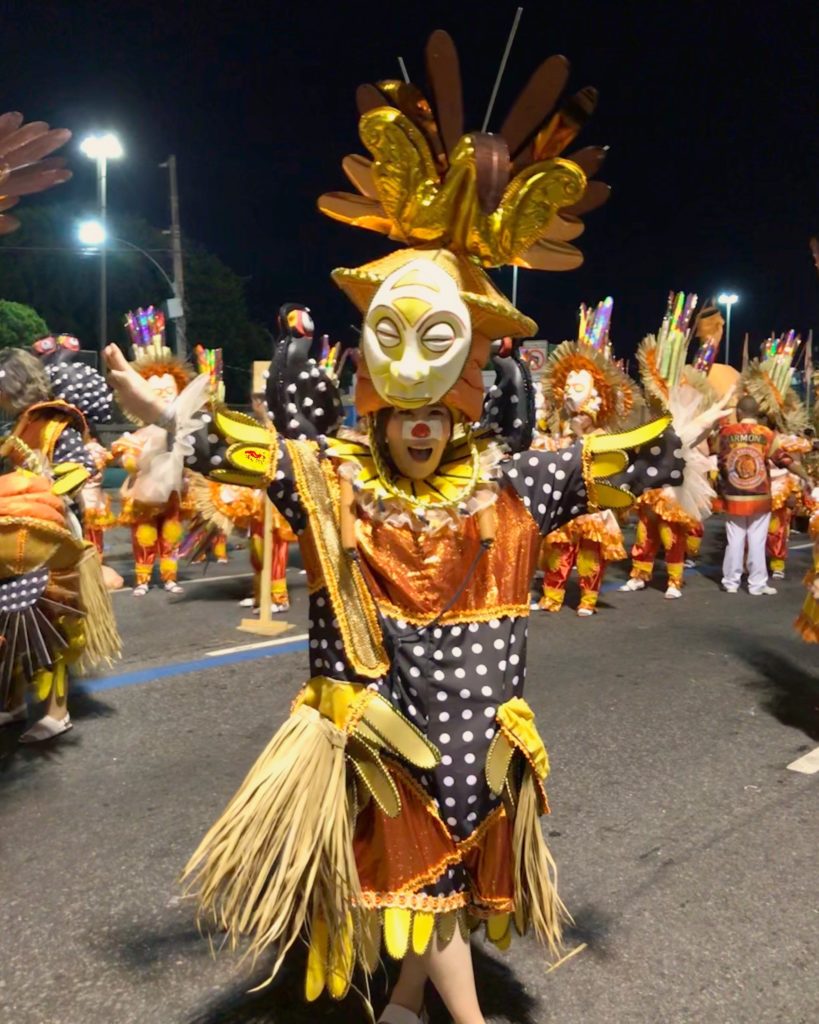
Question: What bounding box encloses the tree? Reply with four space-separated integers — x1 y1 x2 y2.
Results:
0 203 271 399
0 300 49 349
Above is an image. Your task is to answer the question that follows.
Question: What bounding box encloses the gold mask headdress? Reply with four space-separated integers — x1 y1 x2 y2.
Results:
319 30 610 420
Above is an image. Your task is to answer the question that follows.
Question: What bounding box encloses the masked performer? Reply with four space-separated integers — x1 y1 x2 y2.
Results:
535 299 640 615
111 308 205 596
621 295 726 600
105 31 685 1024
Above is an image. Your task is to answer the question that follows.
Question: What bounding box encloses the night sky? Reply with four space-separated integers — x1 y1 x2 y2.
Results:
3 0 818 361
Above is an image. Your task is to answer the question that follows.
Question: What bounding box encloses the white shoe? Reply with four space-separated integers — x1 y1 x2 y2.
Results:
20 713 72 743
378 1006 428 1024
749 585 777 596
772 570 785 579
238 597 255 608
132 583 149 597
0 703 27 727
684 558 697 568
258 603 290 615
619 578 645 592
723 585 739 594
576 607 594 617
164 581 184 595
664 586 682 600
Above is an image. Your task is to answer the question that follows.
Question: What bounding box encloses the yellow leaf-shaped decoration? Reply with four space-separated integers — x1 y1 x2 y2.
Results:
347 737 402 818
486 913 511 944
305 915 329 1002
384 908 412 960
411 911 436 955
213 406 274 446
591 482 634 510
226 442 273 477
326 912 355 1000
588 450 628 478
485 731 515 796
436 911 458 946
359 693 440 769
359 909 382 974
51 463 89 496
584 416 671 455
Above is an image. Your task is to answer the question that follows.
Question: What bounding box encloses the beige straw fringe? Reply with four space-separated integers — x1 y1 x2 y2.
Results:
512 770 570 957
183 705 362 986
75 547 122 673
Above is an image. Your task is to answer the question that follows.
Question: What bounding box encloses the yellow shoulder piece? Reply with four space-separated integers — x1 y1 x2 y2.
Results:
52 463 90 496
584 415 671 454
225 442 275 479
213 405 275 446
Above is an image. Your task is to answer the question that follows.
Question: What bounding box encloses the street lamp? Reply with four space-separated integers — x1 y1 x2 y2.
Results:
76 220 180 302
718 292 739 366
80 132 123 350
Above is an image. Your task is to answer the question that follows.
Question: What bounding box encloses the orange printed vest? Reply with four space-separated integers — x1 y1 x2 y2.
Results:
717 422 775 516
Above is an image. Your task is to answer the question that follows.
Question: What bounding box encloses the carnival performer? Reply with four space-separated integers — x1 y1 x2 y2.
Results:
534 298 640 615
106 30 686 1024
794 490 819 641
728 335 810 593
111 307 206 596
621 294 726 600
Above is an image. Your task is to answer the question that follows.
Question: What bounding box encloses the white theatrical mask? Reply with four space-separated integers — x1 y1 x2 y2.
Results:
564 367 601 418
361 259 471 409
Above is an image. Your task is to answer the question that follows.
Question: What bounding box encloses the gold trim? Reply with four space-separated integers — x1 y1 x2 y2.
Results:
286 440 389 679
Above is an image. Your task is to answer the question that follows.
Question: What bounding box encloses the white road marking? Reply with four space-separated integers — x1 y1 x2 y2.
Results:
112 572 253 594
786 747 819 774
205 633 308 657
788 542 815 551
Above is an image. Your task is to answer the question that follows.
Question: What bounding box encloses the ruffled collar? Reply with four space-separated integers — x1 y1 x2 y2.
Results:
326 427 503 532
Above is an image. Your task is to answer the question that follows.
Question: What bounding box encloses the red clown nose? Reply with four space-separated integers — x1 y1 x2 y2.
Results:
411 422 432 439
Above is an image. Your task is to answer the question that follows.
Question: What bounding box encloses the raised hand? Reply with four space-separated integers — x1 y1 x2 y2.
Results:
103 344 167 425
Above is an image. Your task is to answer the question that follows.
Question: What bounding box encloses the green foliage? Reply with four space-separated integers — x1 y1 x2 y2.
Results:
0 203 271 400
0 299 49 349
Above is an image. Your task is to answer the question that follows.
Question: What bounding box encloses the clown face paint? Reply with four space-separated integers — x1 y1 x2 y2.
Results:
146 372 181 405
385 404 453 480
564 368 602 419
362 259 471 410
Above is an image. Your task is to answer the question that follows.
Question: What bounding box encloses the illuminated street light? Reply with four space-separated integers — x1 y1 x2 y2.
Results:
718 292 739 365
80 132 123 350
77 219 106 247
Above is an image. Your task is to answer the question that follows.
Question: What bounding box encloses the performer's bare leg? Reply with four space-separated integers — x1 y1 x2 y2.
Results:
390 928 486 1024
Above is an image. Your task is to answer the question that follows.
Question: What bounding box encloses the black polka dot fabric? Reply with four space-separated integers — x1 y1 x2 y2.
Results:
46 362 113 425
267 440 308 534
500 443 587 535
54 428 95 473
613 427 687 495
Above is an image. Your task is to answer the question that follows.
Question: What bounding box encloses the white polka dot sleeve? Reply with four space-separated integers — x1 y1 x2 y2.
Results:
53 428 96 473
265 439 308 533
500 443 587 534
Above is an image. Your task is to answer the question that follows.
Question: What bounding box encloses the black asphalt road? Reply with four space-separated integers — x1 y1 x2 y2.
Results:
1 523 817 1024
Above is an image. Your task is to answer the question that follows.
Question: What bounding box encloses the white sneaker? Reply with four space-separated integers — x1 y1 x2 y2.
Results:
164 581 184 595
684 558 697 568
723 585 739 593
619 578 645 592
772 570 785 580
238 597 255 608
577 607 594 617
664 586 682 599
132 583 149 597
749 585 777 596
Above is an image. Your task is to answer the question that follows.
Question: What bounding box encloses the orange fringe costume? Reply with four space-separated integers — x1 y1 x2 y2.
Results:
628 489 697 591
248 501 296 607
767 469 803 575
535 300 641 614
81 440 115 555
794 507 819 642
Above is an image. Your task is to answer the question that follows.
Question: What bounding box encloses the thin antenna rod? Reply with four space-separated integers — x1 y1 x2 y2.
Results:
481 6 524 132
397 57 410 84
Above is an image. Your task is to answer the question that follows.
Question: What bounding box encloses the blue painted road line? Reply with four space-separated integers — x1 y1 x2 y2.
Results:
77 638 310 693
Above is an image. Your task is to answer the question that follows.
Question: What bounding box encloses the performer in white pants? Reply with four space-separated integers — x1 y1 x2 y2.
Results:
716 396 789 595
722 510 771 593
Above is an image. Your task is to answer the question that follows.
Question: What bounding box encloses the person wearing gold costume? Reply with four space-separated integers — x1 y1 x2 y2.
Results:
534 299 640 616
106 31 687 1024
620 295 726 601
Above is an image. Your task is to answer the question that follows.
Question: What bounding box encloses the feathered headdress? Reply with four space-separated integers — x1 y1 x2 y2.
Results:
124 306 192 391
319 29 609 420
636 291 700 409
542 297 642 434
741 332 808 433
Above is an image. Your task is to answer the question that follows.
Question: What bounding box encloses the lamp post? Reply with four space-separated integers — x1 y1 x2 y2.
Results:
80 133 123 351
718 292 739 366
77 221 179 306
